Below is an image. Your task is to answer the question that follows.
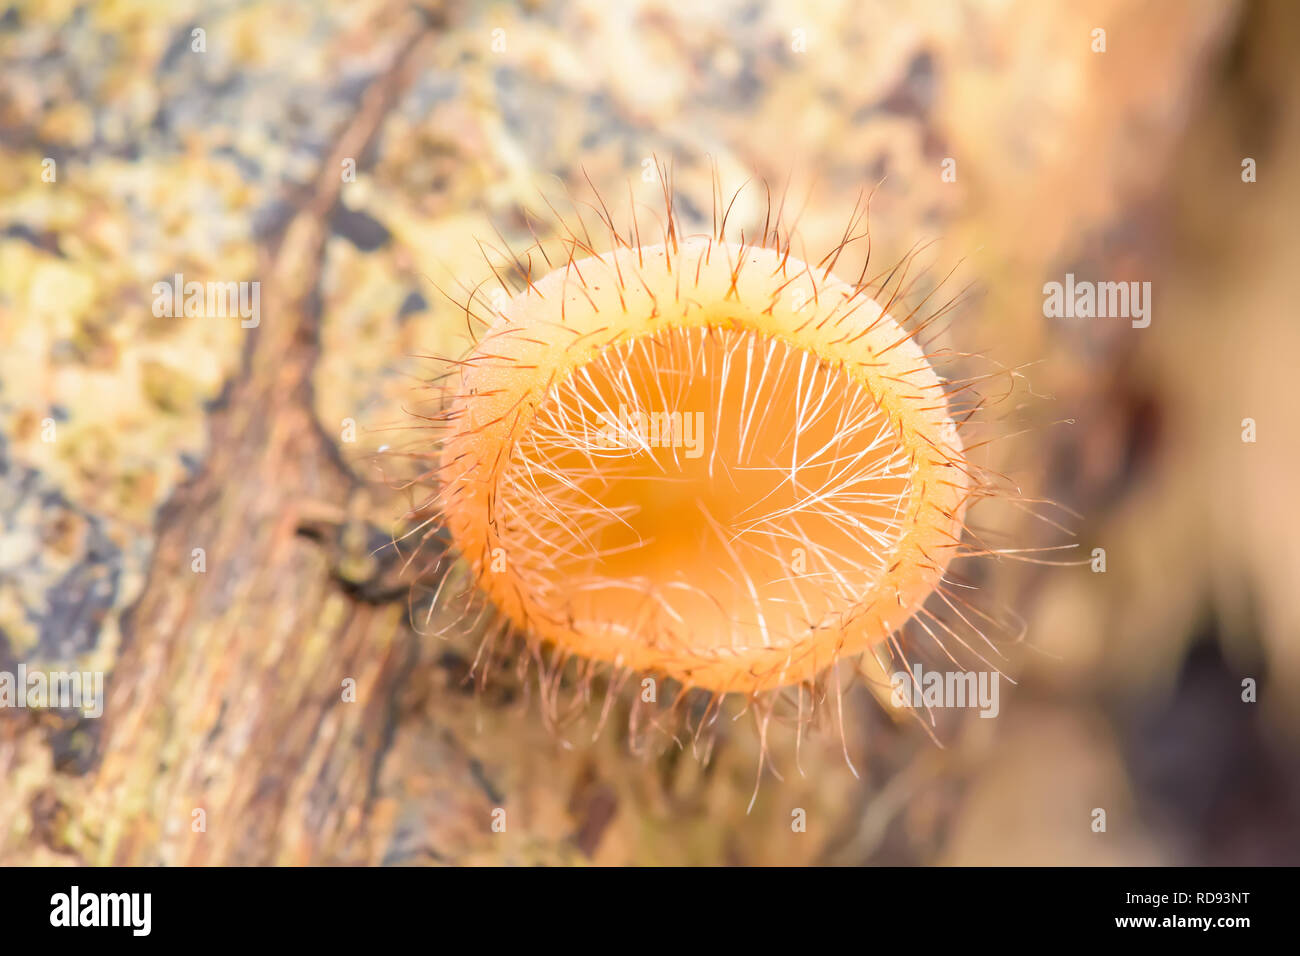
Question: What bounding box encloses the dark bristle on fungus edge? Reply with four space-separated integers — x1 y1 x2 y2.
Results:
374 164 1074 777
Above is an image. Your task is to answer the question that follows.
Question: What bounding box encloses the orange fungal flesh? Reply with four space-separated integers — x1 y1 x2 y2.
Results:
441 238 970 693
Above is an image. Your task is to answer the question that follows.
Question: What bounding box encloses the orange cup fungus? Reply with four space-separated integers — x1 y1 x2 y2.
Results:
427 187 986 698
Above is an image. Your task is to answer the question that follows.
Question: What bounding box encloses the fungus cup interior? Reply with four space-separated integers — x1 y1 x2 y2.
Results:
442 238 969 692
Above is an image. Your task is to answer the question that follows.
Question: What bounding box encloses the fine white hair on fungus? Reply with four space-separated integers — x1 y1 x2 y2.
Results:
388 174 1064 753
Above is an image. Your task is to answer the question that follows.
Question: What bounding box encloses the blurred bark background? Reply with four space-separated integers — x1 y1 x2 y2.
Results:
1 0 1297 864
